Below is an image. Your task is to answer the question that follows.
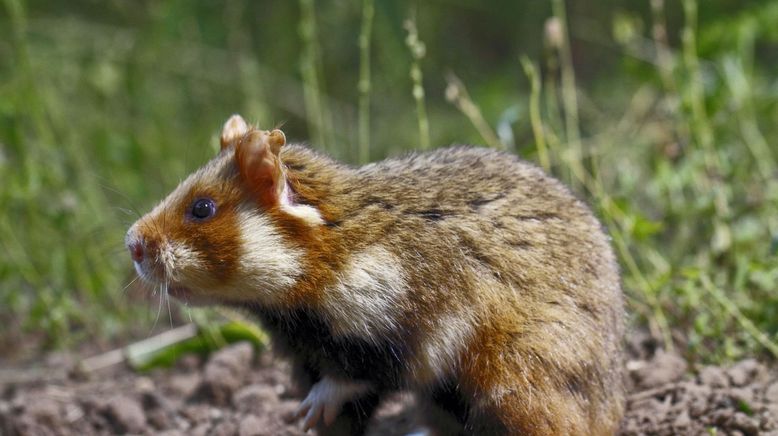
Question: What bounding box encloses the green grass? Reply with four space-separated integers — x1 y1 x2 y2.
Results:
1 0 777 363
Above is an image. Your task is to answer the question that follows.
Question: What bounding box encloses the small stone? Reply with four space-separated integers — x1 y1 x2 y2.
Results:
711 390 734 409
698 365 729 388
135 376 155 393
173 413 191 431
765 382 778 404
239 414 265 436
673 409 691 429
63 403 84 423
730 411 760 435
727 359 767 387
157 430 186 436
8 417 57 436
194 342 254 406
710 409 734 427
26 397 60 427
140 390 175 430
766 404 778 420
168 373 202 398
210 419 238 436
141 391 167 410
729 387 756 410
631 351 687 389
181 404 211 425
761 412 778 432
233 384 278 413
146 408 174 431
189 423 210 436
102 395 146 434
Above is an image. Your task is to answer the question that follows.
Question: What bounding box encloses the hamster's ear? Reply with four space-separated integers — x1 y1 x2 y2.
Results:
235 129 287 206
220 114 250 150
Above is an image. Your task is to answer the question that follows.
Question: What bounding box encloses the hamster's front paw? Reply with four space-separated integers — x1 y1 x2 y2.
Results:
295 376 371 431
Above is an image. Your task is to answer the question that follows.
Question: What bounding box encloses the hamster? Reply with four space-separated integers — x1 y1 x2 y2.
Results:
126 114 625 435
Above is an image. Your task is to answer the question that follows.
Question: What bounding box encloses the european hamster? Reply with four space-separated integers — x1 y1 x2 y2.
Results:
126 115 625 435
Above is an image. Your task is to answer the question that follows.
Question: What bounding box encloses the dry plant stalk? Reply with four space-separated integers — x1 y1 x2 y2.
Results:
444 73 503 150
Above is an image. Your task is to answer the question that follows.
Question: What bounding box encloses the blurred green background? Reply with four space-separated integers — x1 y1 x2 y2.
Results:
1 0 777 363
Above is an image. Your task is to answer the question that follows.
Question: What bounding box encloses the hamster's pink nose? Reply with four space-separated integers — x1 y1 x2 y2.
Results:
129 241 144 263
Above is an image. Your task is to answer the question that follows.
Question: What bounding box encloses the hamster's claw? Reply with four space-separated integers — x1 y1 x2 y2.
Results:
294 377 372 431
295 396 323 432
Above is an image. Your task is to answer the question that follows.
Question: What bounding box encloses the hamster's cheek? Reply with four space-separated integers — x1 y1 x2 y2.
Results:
232 211 305 304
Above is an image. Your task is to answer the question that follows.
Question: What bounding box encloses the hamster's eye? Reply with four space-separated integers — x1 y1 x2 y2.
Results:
190 198 216 220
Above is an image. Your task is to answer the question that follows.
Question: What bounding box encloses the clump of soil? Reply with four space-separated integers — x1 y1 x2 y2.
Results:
1 335 776 435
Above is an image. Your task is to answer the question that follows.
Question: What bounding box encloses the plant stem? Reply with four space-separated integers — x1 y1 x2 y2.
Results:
358 0 374 163
520 56 550 171
445 73 503 150
681 0 731 223
681 0 714 156
551 0 584 187
298 0 333 151
404 17 430 150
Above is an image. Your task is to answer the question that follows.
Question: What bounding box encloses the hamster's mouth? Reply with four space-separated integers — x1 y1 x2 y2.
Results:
165 284 215 306
167 285 191 298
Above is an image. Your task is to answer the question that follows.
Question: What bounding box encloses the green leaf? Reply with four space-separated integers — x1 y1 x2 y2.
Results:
127 322 267 372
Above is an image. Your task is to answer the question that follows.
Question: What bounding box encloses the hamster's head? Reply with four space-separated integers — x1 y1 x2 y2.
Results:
125 115 321 306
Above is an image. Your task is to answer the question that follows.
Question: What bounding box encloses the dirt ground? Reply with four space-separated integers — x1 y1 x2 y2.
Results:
1 331 777 436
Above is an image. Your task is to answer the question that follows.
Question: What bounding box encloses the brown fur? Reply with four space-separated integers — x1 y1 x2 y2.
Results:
128 119 625 435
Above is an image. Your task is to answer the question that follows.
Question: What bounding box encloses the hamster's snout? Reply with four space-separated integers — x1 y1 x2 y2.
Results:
125 227 145 264
128 240 144 263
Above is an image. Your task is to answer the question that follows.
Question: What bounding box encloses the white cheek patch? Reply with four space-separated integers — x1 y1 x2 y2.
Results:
323 246 407 340
295 376 372 431
279 182 324 226
235 210 304 301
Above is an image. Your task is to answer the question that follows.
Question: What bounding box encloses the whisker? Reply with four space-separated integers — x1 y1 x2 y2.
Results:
122 275 140 293
112 206 139 217
151 284 164 334
186 304 193 323
96 182 143 219
166 282 173 328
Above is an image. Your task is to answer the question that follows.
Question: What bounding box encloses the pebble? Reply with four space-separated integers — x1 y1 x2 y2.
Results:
631 351 687 389
195 342 254 406
233 384 279 413
238 414 265 436
698 365 729 388
26 397 61 426
727 359 767 387
210 419 239 436
168 372 202 398
730 411 760 435
102 395 146 434
765 382 778 404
